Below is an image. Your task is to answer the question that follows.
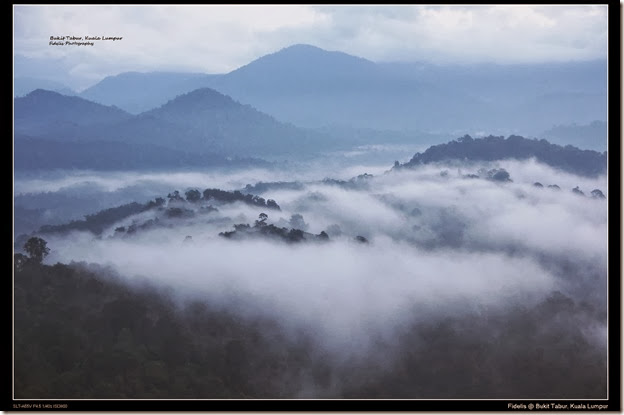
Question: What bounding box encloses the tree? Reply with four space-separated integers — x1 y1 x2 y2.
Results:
591 189 606 199
23 237 50 263
266 199 280 210
287 229 304 242
146 197 165 209
289 214 308 231
252 196 266 207
185 189 201 203
487 168 511 182
167 190 183 202
255 213 268 227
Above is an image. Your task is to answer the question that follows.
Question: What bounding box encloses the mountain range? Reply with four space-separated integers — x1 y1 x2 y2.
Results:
14 44 608 171
14 87 607 177
14 77 76 98
79 72 217 114
15 44 607 140
13 87 332 170
209 45 606 135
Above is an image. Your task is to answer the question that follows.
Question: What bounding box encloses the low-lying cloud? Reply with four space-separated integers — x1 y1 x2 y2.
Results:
40 159 607 367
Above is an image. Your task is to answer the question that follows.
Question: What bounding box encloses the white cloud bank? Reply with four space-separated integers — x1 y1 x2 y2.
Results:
14 5 607 89
40 160 608 353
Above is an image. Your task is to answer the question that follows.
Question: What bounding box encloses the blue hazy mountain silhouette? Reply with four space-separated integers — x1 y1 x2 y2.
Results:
14 89 132 139
138 87 329 156
210 44 463 130
209 44 606 134
68 44 605 138
14 77 76 98
14 44 608 170
14 87 333 170
79 71 218 114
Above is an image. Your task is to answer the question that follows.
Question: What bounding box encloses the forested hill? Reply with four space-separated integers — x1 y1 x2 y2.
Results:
142 88 326 156
14 87 335 165
13 253 606 398
398 135 607 177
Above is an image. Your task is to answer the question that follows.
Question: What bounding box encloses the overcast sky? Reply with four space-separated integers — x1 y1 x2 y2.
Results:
13 5 608 90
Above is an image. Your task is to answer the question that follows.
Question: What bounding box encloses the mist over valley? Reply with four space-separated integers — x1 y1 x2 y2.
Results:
14 153 608 399
12 6 611 405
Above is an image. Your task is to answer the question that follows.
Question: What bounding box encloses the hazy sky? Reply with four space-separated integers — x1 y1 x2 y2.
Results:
14 5 608 90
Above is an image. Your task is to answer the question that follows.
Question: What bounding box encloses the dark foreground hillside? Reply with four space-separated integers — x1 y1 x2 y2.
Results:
14 257 605 399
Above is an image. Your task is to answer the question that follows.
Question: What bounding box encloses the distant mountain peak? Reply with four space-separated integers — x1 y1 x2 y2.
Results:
18 88 128 115
269 43 374 63
281 43 323 50
228 43 377 77
14 77 77 98
277 43 332 54
25 88 64 98
14 88 132 136
274 43 372 60
178 87 230 100
153 87 239 112
78 71 220 114
18 88 129 113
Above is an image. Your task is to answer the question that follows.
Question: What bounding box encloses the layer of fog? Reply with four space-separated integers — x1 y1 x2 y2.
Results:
13 145 417 196
42 158 608 358
13 157 393 235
